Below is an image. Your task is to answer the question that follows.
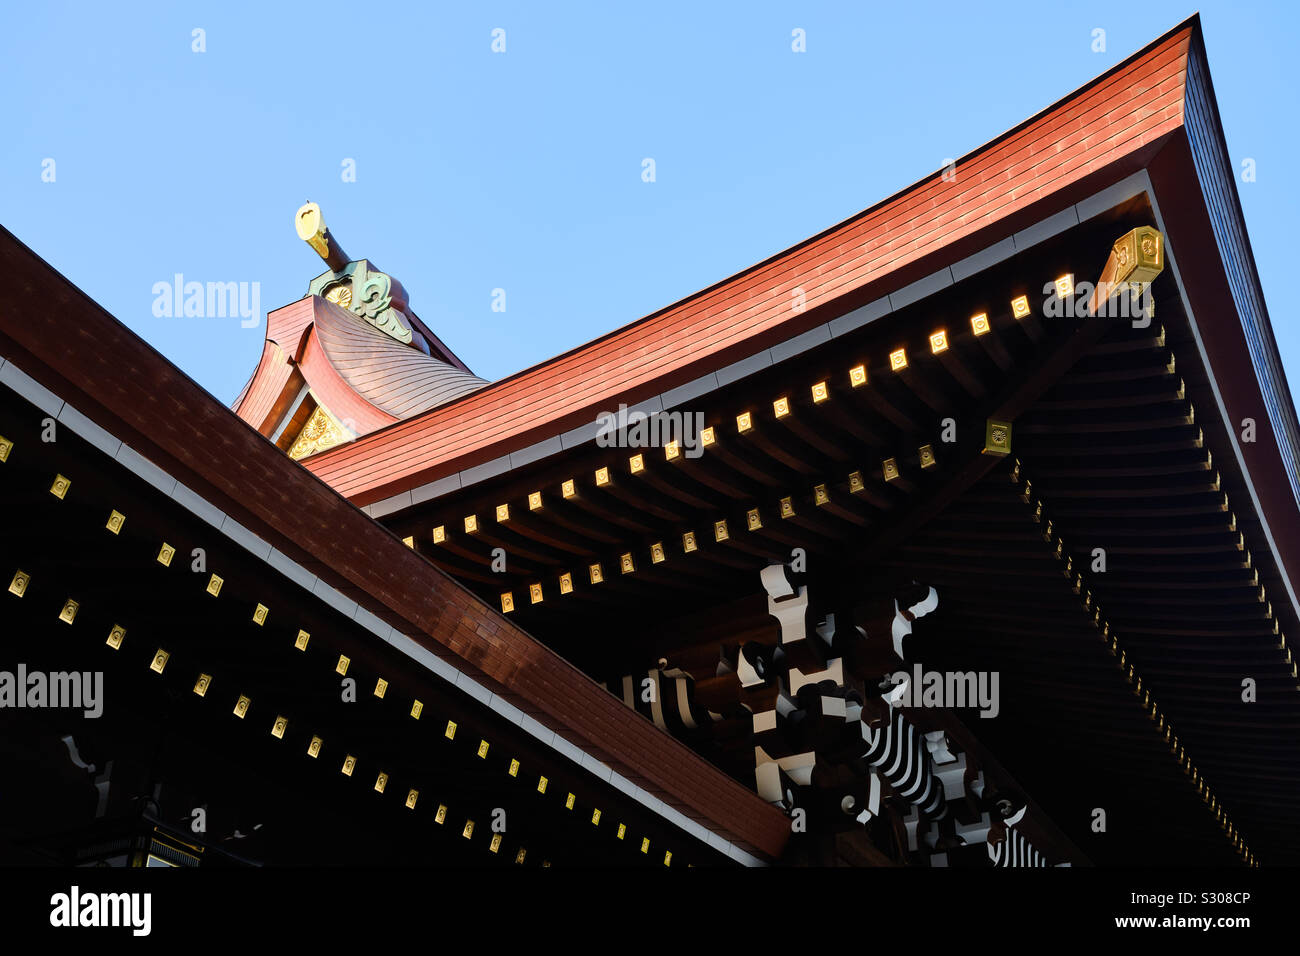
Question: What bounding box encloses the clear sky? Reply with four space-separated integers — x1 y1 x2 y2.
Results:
3 1 1297 409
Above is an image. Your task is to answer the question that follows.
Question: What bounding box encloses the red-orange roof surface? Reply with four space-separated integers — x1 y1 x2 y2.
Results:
303 23 1195 505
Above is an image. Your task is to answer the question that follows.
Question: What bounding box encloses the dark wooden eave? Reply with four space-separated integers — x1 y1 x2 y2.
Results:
0 226 791 861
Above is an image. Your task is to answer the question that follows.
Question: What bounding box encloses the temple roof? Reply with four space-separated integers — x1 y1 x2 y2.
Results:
301 18 1211 503
232 205 488 455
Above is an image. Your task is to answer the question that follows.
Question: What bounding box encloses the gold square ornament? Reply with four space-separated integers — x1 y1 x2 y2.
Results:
206 574 223 597
106 625 126 650
8 570 29 597
50 474 70 499
59 599 78 624
106 510 126 534
150 649 169 674
983 420 1013 456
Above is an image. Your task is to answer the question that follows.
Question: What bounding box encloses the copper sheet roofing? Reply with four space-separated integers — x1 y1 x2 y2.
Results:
303 20 1197 504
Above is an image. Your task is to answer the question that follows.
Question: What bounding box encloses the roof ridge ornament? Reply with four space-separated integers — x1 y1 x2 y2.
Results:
294 201 420 349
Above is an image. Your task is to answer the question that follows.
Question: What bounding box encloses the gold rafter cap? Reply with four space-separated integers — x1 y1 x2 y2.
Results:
295 201 350 271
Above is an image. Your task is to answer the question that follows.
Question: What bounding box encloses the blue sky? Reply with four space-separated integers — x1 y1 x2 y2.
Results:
2 1 1296 408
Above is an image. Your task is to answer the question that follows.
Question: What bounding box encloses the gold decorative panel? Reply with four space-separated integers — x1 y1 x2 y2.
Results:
287 405 349 461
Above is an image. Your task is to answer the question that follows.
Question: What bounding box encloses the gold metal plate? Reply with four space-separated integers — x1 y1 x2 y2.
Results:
106 625 125 650
50 474 70 499
650 542 665 564
589 563 603 584
374 678 388 699
983 419 1012 456
295 630 310 651
7 570 28 597
233 695 250 718
308 736 322 758
341 755 355 776
410 700 423 719
206 574 223 597
529 582 543 603
150 649 169 674
620 552 634 574
58 599 78 624
194 674 210 696
0 435 11 462
849 364 867 387
374 772 387 793
445 720 457 740
477 739 489 759
272 716 287 739
462 820 474 839
682 531 697 552
558 572 573 594
509 759 520 777
157 543 175 567
746 508 762 531
336 655 350 676
406 789 419 809
500 592 514 613
106 510 125 534
714 519 729 541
